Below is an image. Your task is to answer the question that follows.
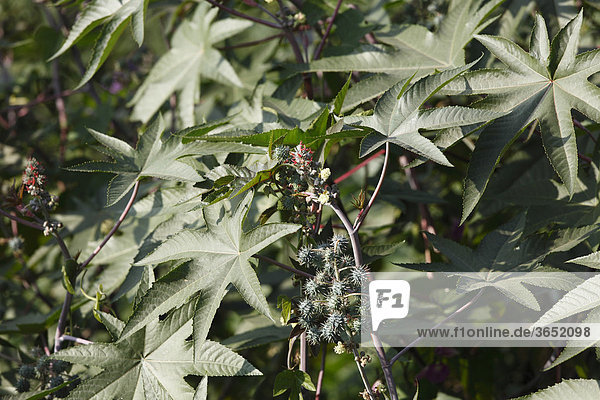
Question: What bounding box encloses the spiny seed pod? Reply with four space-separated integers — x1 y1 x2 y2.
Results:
273 146 291 162
330 234 348 252
306 327 321 345
340 254 354 267
349 265 369 287
51 360 70 374
18 365 36 379
49 376 64 388
304 279 319 298
330 281 345 297
297 298 314 319
15 378 30 393
315 270 330 284
36 356 50 373
297 246 313 266
326 294 342 312
327 311 344 332
319 320 337 342
279 195 295 210
319 260 333 275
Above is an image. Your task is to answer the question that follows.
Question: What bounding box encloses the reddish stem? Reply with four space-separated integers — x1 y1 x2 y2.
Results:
252 254 314 278
0 208 44 231
400 155 436 262
315 343 327 399
313 0 343 60
334 149 385 184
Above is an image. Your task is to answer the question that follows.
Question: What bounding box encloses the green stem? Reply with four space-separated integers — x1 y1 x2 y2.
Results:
54 182 140 352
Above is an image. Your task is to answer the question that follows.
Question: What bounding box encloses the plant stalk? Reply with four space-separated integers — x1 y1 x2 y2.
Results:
54 182 140 352
79 181 140 270
315 343 327 399
0 209 44 231
253 254 314 278
354 143 390 231
313 0 343 60
204 0 282 29
328 198 399 400
352 346 375 400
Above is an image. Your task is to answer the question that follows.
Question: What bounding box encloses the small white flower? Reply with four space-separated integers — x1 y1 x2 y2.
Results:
294 12 306 23
333 341 346 354
320 168 331 180
317 191 330 204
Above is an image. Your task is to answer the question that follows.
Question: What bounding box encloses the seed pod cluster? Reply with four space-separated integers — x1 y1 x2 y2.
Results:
295 234 369 345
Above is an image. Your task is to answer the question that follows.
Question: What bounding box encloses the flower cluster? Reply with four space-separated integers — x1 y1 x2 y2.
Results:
269 143 339 233
359 380 387 400
14 158 62 237
7 236 24 252
15 352 79 397
294 234 369 345
21 158 59 214
22 158 46 196
43 220 63 237
274 143 337 207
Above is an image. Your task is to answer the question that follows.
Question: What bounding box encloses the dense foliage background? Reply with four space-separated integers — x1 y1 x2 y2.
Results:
2 0 600 399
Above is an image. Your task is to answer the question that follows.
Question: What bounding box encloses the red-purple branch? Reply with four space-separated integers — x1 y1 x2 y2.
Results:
313 0 343 60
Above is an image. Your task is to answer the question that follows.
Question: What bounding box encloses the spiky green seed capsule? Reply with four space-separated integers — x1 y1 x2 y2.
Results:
49 376 64 388
15 378 30 393
18 365 36 379
51 360 70 374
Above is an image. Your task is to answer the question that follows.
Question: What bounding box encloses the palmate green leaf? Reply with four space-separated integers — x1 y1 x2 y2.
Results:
51 300 260 400
539 0 579 34
400 215 597 309
535 275 600 325
121 192 300 344
456 271 580 311
129 3 252 126
183 110 365 152
543 306 600 370
567 251 600 269
484 155 600 234
202 157 281 201
400 214 528 273
441 12 600 222
353 63 503 164
67 116 201 206
50 0 148 89
180 76 360 147
299 0 504 107
221 325 292 351
273 370 316 400
510 379 600 399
